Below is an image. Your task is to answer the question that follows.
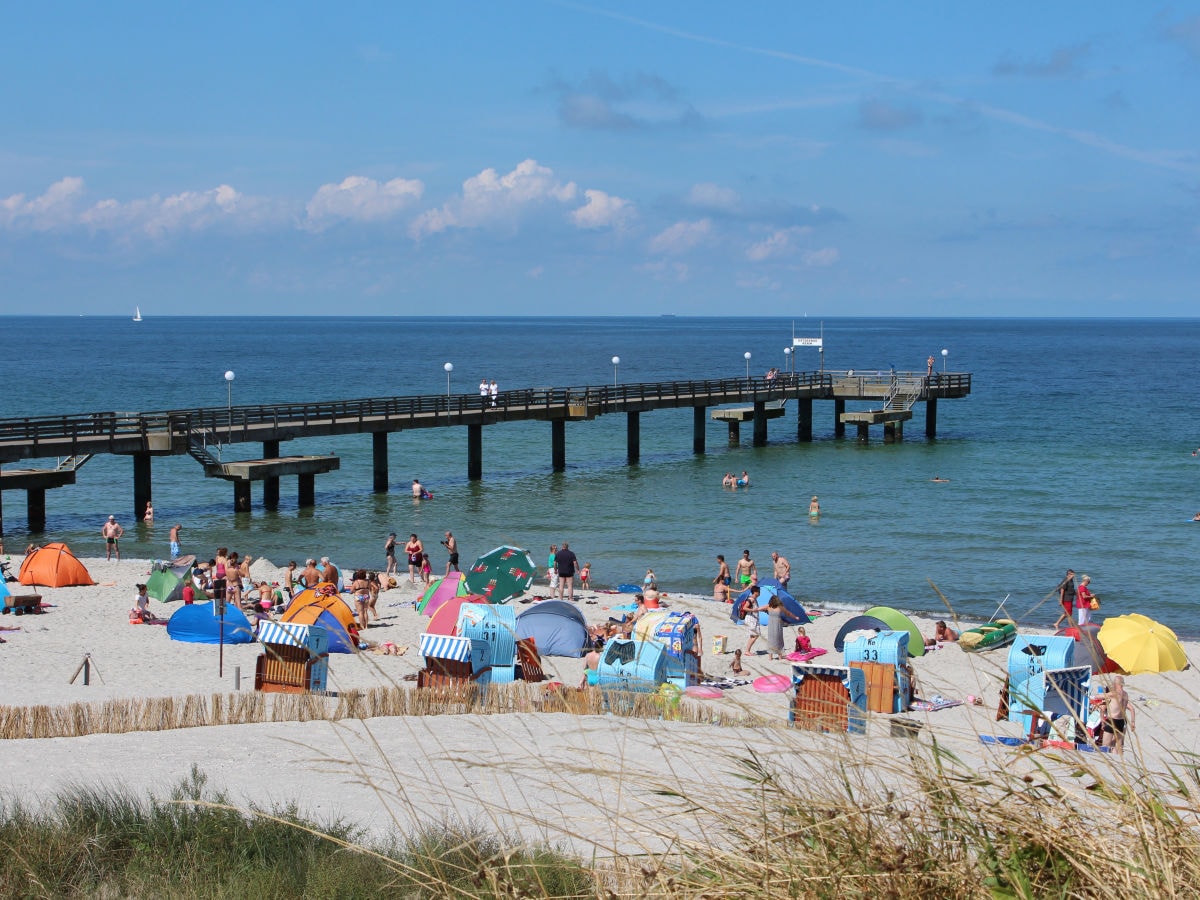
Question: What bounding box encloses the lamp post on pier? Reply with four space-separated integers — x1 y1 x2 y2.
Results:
783 346 791 374
224 370 235 443
941 348 949 374
612 356 620 387
444 362 453 397
744 351 751 380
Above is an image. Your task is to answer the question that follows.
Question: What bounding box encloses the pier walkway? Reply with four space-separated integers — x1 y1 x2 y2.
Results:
0 369 970 529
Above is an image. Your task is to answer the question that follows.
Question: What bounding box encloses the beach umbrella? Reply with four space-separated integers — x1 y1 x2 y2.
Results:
418 572 469 615
1056 623 1119 675
1098 614 1188 675
464 546 537 603
427 595 489 636
863 606 925 658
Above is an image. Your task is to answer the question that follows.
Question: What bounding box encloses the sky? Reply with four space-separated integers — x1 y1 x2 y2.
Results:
1 2 1198 316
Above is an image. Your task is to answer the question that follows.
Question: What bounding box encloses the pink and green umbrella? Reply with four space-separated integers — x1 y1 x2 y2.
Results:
465 546 537 603
418 572 469 616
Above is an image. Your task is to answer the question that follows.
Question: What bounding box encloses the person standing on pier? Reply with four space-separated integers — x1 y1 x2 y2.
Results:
489 379 499 407
102 515 124 561
480 378 489 403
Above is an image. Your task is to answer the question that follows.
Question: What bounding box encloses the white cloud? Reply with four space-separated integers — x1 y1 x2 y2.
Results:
304 175 424 230
1 177 276 238
638 260 690 281
571 189 635 229
0 177 86 230
410 159 578 238
686 182 740 211
746 227 810 262
802 247 839 267
648 218 712 255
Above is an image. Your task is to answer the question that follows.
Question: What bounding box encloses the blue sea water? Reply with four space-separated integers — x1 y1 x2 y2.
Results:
1 316 1197 633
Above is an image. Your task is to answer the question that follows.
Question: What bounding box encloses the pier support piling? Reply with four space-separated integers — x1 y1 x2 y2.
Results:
925 397 938 439
551 420 566 472
856 423 870 443
233 481 252 513
626 412 640 464
884 420 903 443
752 402 768 446
727 421 740 446
467 424 482 480
372 432 389 493
693 407 706 454
796 398 813 442
133 453 152 522
834 400 846 437
27 488 46 533
262 441 280 510
298 474 316 509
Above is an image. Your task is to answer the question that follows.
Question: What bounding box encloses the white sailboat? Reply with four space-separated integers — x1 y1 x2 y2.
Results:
132 306 143 322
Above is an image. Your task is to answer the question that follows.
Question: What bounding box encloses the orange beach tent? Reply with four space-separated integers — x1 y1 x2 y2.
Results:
19 542 94 587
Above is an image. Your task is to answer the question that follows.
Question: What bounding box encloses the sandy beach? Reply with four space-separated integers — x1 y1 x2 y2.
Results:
2 554 1198 853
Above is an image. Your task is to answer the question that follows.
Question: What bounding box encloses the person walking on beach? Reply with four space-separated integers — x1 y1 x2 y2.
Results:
547 544 559 592
405 534 424 584
384 532 398 576
1101 675 1136 754
714 554 732 602
441 531 459 574
771 551 791 591
1076 574 1096 627
168 523 182 561
101 515 124 561
1054 569 1076 630
741 585 763 655
735 549 757 589
555 541 579 602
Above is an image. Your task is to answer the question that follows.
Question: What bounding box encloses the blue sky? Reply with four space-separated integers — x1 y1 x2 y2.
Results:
2 2 1198 316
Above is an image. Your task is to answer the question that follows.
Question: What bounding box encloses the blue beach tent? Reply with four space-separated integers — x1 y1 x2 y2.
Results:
167 602 255 645
515 600 589 657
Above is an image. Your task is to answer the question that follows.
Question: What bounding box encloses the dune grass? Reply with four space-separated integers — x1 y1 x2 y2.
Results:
4 737 1200 899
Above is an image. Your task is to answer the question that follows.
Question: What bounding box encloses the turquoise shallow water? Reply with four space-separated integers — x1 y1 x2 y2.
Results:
2 316 1197 633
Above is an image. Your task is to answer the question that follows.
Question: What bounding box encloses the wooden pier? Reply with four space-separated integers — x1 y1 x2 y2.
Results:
0 369 970 530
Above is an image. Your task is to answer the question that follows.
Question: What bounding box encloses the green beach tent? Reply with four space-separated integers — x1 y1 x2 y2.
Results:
863 605 925 658
146 567 186 603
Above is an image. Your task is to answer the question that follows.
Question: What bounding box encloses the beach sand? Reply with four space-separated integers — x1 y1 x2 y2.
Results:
2 556 1198 853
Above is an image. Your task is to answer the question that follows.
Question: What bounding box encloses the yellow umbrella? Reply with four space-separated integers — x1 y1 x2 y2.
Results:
1097 613 1188 675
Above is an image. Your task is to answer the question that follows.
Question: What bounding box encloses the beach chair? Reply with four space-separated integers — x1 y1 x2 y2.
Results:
516 637 546 682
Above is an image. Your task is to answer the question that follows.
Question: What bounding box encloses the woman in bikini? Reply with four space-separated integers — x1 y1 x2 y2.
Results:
350 569 371 631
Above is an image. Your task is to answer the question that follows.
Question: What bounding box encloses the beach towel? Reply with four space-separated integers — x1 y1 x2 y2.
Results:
909 696 963 712
785 648 827 662
979 735 1026 747
617 584 641 593
699 677 752 689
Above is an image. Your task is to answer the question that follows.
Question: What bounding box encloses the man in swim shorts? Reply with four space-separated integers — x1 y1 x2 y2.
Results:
442 531 459 574
771 551 791 591
169 523 182 561
735 549 757 587
1054 569 1076 630
102 515 124 561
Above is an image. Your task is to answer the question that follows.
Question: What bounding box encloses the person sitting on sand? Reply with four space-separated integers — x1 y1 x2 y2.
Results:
130 583 158 623
730 648 745 675
579 650 602 689
926 620 958 645
795 626 812 654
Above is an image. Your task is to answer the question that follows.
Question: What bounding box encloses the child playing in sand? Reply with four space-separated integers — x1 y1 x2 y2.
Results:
130 584 157 623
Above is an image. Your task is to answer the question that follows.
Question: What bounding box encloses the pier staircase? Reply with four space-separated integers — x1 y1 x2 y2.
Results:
54 454 93 472
186 432 223 475
881 377 924 413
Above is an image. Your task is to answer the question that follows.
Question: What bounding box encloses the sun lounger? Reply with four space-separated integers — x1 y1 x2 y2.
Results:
516 637 546 682
2 595 43 616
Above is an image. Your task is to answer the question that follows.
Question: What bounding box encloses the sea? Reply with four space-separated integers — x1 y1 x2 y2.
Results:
1 316 1197 634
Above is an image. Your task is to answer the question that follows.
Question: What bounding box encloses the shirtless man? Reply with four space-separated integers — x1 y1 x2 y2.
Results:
101 515 124 561
771 551 791 591
734 549 757 589
412 478 424 499
1101 675 1136 754
168 523 182 561
442 531 459 575
301 558 322 588
713 554 732 602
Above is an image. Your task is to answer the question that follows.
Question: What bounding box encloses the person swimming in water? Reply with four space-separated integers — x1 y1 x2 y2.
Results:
736 470 750 487
931 475 950 483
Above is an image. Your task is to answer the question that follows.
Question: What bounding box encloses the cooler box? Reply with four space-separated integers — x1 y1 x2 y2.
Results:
712 635 728 655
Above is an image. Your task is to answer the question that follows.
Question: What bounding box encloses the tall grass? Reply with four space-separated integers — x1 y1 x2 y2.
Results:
4 737 1200 897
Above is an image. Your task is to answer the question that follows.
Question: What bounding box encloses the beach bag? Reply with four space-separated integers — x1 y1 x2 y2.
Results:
1090 596 1100 610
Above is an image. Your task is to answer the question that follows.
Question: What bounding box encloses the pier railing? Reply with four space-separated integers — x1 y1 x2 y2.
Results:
0 370 971 462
